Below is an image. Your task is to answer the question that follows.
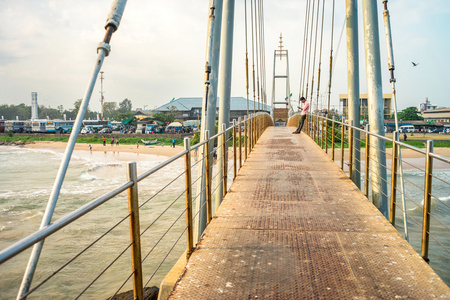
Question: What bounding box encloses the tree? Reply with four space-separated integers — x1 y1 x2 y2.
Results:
103 101 118 119
39 105 62 119
396 107 423 121
152 112 175 124
118 98 132 113
113 111 134 122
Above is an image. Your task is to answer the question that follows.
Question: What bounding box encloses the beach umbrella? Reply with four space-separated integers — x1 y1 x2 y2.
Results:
168 122 183 127
122 118 133 125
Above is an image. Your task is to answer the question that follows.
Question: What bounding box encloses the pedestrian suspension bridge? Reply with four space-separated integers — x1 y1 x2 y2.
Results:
0 0 449 299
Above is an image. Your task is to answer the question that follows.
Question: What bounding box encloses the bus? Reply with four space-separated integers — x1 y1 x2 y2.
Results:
48 120 75 133
399 125 415 133
24 121 32 133
82 120 111 131
4 120 25 133
32 120 47 133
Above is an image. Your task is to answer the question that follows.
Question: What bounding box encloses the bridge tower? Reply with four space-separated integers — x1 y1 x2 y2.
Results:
271 34 292 126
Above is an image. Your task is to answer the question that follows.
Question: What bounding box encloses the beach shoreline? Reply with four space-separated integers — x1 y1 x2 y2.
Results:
21 141 184 157
19 140 450 158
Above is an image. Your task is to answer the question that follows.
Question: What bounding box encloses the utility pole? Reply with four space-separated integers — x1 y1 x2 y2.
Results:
346 0 361 188
100 71 105 121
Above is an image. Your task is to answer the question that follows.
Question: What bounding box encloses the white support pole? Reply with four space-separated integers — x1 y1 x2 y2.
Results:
362 0 388 218
346 0 361 188
215 0 235 209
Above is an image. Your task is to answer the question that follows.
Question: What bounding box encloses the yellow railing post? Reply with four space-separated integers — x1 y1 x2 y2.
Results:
204 131 212 223
325 116 329 153
364 124 370 197
184 138 194 256
248 115 252 154
349 121 354 180
238 117 242 169
233 119 237 180
389 131 398 226
321 117 325 149
126 162 144 300
421 140 434 262
222 123 228 197
244 116 248 160
331 119 336 161
341 122 345 170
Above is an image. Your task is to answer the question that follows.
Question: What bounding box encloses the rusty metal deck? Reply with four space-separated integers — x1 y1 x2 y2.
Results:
168 127 450 299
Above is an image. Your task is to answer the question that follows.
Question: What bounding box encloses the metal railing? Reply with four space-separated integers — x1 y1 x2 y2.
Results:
0 113 272 299
304 113 450 281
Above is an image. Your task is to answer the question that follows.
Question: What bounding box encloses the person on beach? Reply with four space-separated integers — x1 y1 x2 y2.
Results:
102 136 106 146
137 142 139 149
89 144 92 152
111 137 114 146
172 138 176 148
404 133 407 141
292 97 309 134
116 138 119 146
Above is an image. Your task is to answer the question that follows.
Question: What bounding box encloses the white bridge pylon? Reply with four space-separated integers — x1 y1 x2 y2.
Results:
271 34 293 126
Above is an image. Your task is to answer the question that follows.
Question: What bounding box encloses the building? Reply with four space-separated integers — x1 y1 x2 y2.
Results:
418 97 438 112
339 94 392 120
421 107 450 124
153 97 270 122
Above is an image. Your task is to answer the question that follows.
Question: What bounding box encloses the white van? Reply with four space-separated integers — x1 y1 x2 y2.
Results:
399 125 414 133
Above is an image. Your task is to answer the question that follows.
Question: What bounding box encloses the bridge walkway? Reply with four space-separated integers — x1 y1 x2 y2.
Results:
168 126 450 299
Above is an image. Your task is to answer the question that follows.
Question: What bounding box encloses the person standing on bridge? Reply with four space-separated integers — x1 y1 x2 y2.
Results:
292 97 309 134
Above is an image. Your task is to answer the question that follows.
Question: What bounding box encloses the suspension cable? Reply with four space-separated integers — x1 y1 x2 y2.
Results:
315 0 325 111
382 0 409 241
250 0 256 113
244 0 250 117
305 0 315 107
299 0 310 99
310 0 321 111
254 0 260 111
326 0 335 113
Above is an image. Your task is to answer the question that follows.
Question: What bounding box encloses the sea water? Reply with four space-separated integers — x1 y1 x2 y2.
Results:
0 146 189 299
0 146 449 299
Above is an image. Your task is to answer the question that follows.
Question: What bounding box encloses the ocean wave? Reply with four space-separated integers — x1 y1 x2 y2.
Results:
87 162 125 172
439 195 450 203
80 172 98 181
0 189 50 200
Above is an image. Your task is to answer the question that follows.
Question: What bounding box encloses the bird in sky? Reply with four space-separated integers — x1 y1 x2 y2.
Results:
411 62 419 66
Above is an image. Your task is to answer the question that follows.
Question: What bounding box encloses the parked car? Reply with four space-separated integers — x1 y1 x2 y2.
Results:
80 126 94 134
99 127 112 134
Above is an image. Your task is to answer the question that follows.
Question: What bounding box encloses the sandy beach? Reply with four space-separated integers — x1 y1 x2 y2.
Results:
23 141 185 157
18 140 450 171
22 141 450 158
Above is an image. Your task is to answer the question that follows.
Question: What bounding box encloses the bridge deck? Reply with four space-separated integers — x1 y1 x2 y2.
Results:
168 126 449 299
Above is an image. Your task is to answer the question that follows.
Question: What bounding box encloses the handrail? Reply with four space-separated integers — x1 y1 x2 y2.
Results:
0 181 133 264
0 112 272 299
304 113 449 269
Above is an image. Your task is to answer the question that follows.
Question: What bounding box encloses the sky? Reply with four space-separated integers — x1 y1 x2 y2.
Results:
0 0 449 114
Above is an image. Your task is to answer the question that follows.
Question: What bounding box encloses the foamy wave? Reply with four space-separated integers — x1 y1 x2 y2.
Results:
0 189 50 200
87 162 124 172
80 172 97 181
439 195 450 203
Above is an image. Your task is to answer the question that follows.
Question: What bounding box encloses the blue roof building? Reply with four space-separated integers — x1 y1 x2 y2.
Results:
154 97 270 121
